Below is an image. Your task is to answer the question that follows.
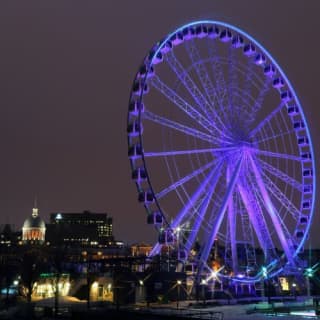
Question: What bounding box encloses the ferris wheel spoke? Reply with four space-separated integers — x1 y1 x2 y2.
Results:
261 172 300 221
254 128 296 145
240 58 255 120
170 161 225 232
207 40 228 121
184 163 223 254
165 49 232 140
226 165 238 274
250 148 302 162
143 110 220 144
197 190 224 234
144 146 236 158
184 40 228 133
165 50 212 119
249 155 295 266
259 159 303 192
238 180 276 261
249 102 285 138
156 158 218 200
227 46 239 118
149 75 217 134
198 156 243 272
252 77 272 114
226 85 257 121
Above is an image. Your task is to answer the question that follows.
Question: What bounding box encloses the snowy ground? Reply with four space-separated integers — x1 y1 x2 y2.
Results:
1 296 319 319
134 298 319 320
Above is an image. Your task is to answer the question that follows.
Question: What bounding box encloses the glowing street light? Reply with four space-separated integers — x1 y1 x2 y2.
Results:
200 279 207 305
305 268 313 278
261 266 268 278
176 280 182 309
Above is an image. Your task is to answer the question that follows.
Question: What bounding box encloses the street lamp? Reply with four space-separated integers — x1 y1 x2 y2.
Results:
201 279 207 305
261 266 270 303
176 280 182 309
305 268 313 297
292 283 297 299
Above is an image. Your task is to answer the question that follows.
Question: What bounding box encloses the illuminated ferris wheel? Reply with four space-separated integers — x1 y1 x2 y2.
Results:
127 20 315 282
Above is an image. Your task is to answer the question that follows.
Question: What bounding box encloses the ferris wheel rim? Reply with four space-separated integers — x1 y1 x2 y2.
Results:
127 20 316 281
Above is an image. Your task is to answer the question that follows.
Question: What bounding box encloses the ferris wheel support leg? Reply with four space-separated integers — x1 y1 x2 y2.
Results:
198 156 243 276
149 162 223 257
249 155 295 267
149 243 161 257
237 181 276 263
184 162 223 254
171 162 223 230
226 165 238 275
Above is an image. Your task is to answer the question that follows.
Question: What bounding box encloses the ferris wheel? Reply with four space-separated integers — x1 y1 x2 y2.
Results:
127 20 316 282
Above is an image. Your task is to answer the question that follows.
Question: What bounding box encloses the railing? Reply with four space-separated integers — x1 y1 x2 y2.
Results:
178 309 224 319
135 306 224 320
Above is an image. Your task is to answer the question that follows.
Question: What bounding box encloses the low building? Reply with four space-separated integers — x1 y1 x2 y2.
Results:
46 210 113 247
131 243 152 257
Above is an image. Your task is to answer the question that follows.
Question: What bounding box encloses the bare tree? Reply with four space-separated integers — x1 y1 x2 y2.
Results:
20 249 41 304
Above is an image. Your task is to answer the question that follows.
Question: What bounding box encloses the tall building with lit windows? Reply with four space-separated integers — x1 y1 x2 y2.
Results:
46 210 113 246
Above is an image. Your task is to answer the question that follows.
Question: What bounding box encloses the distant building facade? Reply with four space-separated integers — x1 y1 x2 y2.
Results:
46 210 113 246
0 224 21 246
22 206 46 244
131 243 152 257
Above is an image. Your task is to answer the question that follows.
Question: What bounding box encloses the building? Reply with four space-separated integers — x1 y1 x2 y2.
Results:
131 243 152 257
46 210 113 246
0 224 20 247
22 205 46 244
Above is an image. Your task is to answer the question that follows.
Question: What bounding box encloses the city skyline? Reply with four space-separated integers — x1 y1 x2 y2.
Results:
0 0 319 246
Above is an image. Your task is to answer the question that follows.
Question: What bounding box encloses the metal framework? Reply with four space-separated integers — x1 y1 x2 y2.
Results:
127 21 316 284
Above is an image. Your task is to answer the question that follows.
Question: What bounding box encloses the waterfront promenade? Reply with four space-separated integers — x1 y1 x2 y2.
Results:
1 296 319 319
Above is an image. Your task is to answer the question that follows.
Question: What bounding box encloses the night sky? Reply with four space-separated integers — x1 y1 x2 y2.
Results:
0 0 319 246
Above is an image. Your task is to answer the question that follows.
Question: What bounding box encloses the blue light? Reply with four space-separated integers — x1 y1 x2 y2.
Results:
151 19 316 260
1 288 17 295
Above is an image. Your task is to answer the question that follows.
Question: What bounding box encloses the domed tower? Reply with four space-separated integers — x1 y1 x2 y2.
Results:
22 204 46 244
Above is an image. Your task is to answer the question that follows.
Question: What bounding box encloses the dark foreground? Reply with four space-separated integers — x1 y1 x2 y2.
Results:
1 297 320 320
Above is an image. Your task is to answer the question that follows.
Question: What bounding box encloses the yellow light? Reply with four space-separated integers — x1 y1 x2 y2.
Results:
92 281 98 289
177 280 182 285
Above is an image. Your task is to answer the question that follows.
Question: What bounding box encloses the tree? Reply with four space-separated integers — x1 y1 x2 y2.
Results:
50 245 66 318
20 249 42 304
0 248 19 309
